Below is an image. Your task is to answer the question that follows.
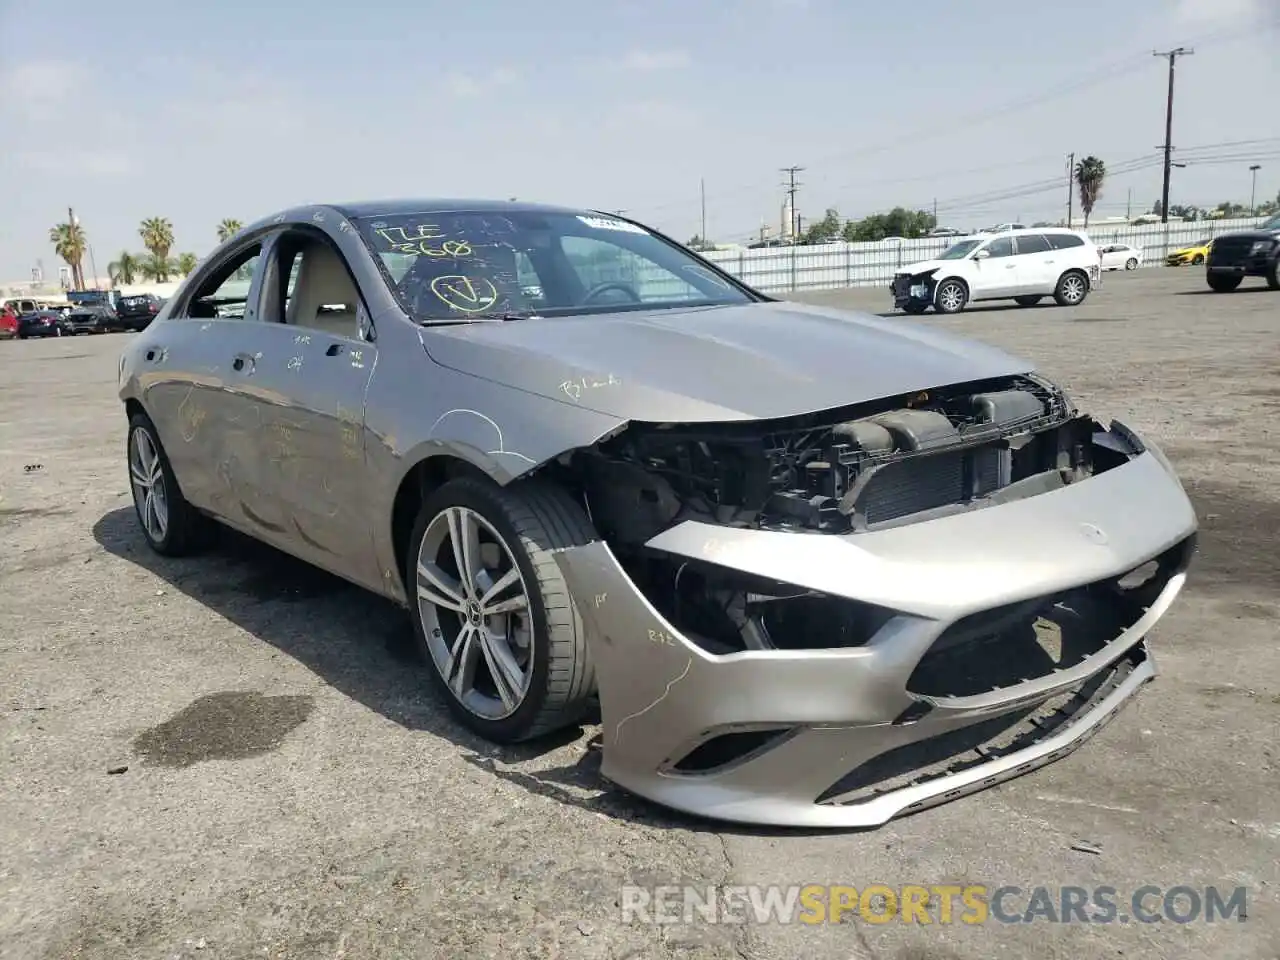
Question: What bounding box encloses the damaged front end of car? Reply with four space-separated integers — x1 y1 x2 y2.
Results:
542 373 1197 828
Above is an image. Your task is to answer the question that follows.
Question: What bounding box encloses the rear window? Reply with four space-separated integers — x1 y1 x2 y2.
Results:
1047 234 1084 250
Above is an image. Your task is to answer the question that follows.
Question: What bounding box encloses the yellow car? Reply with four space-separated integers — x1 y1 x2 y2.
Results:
1166 238 1212 266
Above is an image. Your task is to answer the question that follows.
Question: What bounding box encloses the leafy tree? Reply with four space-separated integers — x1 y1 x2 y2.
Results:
138 217 176 281
842 207 936 242
109 251 140 285
801 208 843 244
1073 156 1105 226
139 254 178 282
217 219 243 243
49 221 88 289
1215 201 1246 217
687 234 706 250
176 252 199 275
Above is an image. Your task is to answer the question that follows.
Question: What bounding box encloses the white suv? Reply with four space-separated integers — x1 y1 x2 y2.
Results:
890 228 1101 315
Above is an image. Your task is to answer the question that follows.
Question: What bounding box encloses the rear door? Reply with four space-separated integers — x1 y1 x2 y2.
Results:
136 240 266 517
1011 233 1055 293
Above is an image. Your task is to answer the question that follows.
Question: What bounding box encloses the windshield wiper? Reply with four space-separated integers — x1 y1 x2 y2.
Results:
419 310 536 325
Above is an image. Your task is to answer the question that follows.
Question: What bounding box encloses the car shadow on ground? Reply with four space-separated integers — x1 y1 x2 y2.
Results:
1175 286 1274 296
94 505 869 835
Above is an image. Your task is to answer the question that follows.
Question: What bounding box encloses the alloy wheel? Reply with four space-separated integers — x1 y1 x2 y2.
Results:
1060 275 1086 304
937 282 965 312
416 506 533 720
129 426 169 543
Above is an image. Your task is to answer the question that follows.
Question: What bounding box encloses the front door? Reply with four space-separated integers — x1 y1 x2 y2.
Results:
970 236 1019 299
234 231 380 589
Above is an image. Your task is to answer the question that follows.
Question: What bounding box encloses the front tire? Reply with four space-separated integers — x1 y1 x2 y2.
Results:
1192 254 1205 265
1207 272 1242 293
902 300 928 315
1054 270 1089 306
408 477 598 743
1125 258 1138 270
1266 258 1280 291
126 411 215 556
1014 295 1043 307
934 279 968 314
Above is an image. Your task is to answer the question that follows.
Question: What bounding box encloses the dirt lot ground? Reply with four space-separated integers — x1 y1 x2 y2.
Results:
2 269 1278 960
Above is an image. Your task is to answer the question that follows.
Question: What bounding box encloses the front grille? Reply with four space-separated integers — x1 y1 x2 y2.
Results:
891 275 911 298
1209 238 1252 264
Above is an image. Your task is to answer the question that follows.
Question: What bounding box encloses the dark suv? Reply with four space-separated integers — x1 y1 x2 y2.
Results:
1205 212 1280 292
114 293 163 330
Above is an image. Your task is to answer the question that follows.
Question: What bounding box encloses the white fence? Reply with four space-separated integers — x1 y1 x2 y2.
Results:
697 216 1270 294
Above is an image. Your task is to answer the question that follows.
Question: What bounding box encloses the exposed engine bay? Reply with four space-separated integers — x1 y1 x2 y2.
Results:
559 374 1151 656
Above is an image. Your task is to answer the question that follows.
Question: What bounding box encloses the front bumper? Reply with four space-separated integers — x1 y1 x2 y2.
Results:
554 439 1197 828
890 273 935 308
1207 257 1273 277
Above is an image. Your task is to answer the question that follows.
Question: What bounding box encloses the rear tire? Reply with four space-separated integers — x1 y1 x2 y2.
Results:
1266 259 1279 291
1053 270 1089 306
1125 258 1138 270
408 477 598 743
1207 273 1242 293
1014 295 1043 307
934 279 968 314
126 411 216 556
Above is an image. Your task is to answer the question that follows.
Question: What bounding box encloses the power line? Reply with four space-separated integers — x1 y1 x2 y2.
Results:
1154 47 1194 223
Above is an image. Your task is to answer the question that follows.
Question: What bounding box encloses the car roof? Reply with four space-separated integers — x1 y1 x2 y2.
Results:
330 198 595 219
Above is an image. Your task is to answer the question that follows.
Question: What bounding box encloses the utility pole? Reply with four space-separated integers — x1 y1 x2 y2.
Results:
699 178 707 247
781 166 803 239
932 198 938 226
1066 153 1075 226
1249 165 1261 216
1154 47 1193 225
1126 187 1132 220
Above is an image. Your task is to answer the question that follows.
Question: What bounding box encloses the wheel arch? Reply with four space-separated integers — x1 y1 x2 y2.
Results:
1058 265 1091 289
934 273 969 300
390 452 495 597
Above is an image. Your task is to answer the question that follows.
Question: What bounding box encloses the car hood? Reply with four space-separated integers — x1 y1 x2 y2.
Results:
419 301 1033 423
1213 227 1280 240
897 259 948 275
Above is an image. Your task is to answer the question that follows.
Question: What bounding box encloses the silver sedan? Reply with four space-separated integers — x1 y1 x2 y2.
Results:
118 199 1198 828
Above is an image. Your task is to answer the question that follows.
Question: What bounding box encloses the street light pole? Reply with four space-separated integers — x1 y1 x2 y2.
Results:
1249 164 1261 216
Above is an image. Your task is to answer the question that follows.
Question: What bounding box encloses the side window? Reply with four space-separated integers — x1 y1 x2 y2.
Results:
1047 234 1084 250
514 250 547 307
282 237 363 339
1015 234 1051 255
559 235 703 303
984 237 1015 258
186 245 262 319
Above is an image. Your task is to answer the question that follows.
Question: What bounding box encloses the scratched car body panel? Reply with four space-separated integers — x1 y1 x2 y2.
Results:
118 199 1198 828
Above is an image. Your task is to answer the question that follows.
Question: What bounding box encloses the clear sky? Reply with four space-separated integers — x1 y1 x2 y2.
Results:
1 0 1276 279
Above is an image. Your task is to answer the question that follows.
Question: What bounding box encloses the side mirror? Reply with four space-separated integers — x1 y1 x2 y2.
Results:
972 249 990 260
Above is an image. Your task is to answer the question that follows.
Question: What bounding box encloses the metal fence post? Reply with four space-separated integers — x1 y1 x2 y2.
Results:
845 244 852 287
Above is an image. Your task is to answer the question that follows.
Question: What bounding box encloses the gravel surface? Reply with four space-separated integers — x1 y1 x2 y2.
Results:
2 269 1277 959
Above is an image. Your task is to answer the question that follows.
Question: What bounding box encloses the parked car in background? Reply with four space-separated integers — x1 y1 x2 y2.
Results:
892 228 1100 314
17 310 66 338
114 293 164 331
1204 212 1280 292
64 304 117 335
0 305 18 339
1166 238 1211 266
1099 243 1142 271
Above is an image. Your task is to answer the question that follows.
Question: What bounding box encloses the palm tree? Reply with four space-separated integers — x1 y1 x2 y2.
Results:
176 252 199 276
217 219 243 243
109 251 141 286
49 221 88 289
1074 156 1106 227
138 217 176 281
138 253 179 282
